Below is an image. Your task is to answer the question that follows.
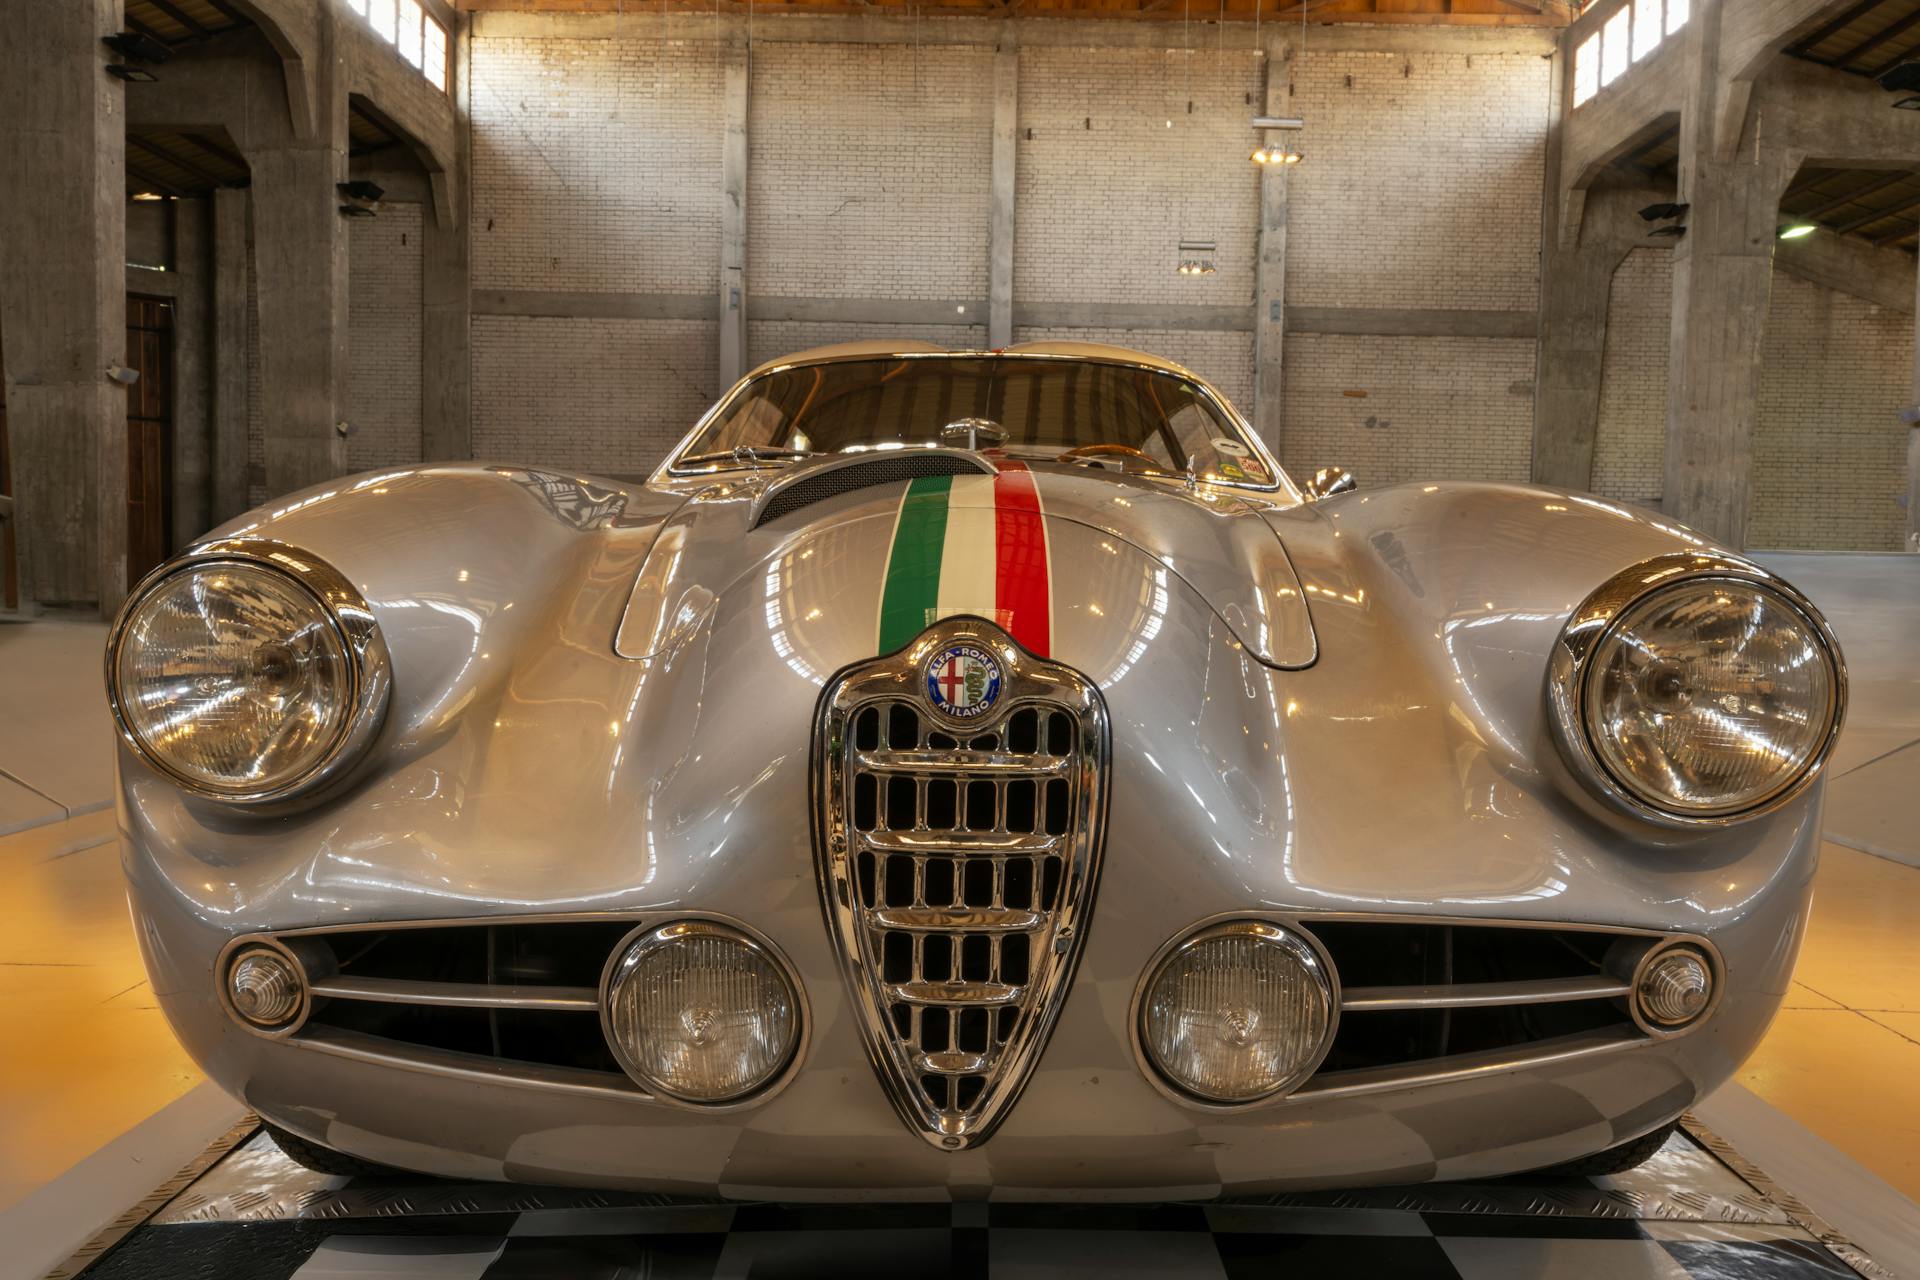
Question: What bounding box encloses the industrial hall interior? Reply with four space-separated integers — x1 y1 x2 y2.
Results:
4 0 1920 1276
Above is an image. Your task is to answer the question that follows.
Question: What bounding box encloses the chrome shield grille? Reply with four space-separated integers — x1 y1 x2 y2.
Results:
813 620 1108 1149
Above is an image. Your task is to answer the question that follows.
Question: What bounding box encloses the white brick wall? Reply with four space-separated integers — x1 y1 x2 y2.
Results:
347 202 424 470
1280 334 1538 485
1015 47 1263 307
750 43 993 300
470 35 724 294
1750 272 1911 551
1285 49 1549 311
1591 247 1670 509
1589 253 1910 550
472 315 720 474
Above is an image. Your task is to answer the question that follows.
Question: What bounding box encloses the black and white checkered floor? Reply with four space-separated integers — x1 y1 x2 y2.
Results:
55 1118 1892 1279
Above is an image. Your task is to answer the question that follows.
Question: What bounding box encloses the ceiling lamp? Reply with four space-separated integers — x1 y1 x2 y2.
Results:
1777 223 1817 240
1250 115 1306 168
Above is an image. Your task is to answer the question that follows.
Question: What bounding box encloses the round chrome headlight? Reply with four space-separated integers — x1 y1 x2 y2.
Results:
602 921 801 1105
1551 557 1844 825
1139 921 1335 1104
107 542 390 803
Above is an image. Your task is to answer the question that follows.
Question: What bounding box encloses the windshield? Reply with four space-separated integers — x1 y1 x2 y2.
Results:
670 356 1279 487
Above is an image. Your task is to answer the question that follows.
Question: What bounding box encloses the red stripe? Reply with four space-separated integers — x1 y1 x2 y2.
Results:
993 461 1050 656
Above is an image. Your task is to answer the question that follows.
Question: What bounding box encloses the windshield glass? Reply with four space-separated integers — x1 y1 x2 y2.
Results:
672 356 1279 487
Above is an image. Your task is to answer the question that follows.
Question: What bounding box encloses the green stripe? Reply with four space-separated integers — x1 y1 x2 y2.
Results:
877 474 952 652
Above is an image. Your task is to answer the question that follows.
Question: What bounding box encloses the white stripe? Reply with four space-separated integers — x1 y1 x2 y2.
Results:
935 475 999 626
1031 471 1055 654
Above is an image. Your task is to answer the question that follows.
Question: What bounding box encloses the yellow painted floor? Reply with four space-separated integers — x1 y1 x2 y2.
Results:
1739 841 1920 1204
0 809 204 1214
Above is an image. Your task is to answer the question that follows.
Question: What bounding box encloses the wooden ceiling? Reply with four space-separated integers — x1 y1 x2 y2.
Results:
454 0 1575 25
123 0 254 48
1785 0 1920 79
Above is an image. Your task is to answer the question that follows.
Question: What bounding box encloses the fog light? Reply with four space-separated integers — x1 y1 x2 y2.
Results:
227 946 303 1028
1140 921 1334 1104
602 921 799 1104
1637 946 1714 1027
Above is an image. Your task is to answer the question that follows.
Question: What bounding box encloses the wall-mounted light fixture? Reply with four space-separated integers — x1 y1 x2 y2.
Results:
1177 240 1218 276
1777 223 1817 240
1638 202 1688 222
103 32 171 64
1250 115 1306 167
337 180 386 218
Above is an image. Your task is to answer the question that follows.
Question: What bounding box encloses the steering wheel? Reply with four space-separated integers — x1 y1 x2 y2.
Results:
1057 443 1159 466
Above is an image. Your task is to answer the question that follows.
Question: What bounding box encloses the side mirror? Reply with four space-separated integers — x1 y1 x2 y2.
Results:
1305 466 1357 501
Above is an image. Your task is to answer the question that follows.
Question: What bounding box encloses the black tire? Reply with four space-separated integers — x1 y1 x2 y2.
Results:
264 1122 398 1178
1541 1121 1679 1177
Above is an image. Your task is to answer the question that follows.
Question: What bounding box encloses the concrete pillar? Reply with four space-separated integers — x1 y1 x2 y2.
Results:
1909 258 1920 553
211 188 250 523
0 0 128 612
1663 0 1792 549
423 172 470 461
719 43 749 389
246 11 351 499
1532 246 1630 491
988 37 1018 350
1251 42 1288 455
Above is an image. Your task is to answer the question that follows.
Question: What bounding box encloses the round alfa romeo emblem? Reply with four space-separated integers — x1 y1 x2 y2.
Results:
925 643 1002 719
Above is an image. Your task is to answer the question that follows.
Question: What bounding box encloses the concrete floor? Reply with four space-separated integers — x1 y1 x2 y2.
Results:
0 554 1914 1275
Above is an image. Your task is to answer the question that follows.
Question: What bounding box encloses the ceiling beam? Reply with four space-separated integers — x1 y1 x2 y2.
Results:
1833 7 1920 70
122 13 174 45
1798 169 1911 221
127 134 219 188
143 0 213 38
1787 0 1893 57
1837 192 1920 234
177 131 249 175
125 165 189 198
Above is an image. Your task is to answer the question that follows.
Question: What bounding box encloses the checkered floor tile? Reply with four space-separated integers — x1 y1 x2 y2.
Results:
67 1128 1881 1279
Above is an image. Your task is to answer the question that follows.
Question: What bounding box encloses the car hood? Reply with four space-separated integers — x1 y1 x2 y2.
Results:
618 450 1316 669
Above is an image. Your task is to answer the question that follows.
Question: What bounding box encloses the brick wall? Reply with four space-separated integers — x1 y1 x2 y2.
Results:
1590 247 1669 510
751 43 993 301
1590 252 1911 550
1285 49 1548 311
470 34 724 295
1014 47 1262 309
472 315 719 475
347 202 424 471
1750 272 1911 551
1280 334 1537 485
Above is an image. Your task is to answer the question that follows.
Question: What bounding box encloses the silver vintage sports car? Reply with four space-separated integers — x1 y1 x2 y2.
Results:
112 342 1845 1196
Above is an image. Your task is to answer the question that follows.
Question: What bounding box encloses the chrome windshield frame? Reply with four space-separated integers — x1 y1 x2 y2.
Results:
654 351 1298 499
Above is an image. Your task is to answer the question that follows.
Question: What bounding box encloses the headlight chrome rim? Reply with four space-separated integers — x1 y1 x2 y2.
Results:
1132 918 1339 1109
598 919 806 1108
105 538 392 805
1547 552 1846 828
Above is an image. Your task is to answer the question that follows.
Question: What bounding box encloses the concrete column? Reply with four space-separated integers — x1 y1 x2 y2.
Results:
988 37 1018 350
246 10 351 500
1532 245 1631 491
1663 0 1792 548
422 174 471 461
1909 257 1920 552
0 0 128 612
211 188 251 524
1252 42 1288 455
719 43 749 389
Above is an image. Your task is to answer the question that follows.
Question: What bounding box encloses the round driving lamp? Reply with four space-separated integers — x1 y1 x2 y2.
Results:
601 922 801 1104
107 546 390 804
1139 921 1335 1104
226 946 305 1030
1636 945 1715 1029
1551 559 1844 825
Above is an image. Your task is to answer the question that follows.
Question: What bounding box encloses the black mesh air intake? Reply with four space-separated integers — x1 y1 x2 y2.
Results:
753 454 993 529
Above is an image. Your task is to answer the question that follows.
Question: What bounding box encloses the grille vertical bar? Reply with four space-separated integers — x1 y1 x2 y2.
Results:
813 620 1108 1149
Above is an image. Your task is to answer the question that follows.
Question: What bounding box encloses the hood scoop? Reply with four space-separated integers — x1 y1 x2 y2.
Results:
754 451 994 529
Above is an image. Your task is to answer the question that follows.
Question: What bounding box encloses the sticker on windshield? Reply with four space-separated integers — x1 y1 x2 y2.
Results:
1211 438 1251 458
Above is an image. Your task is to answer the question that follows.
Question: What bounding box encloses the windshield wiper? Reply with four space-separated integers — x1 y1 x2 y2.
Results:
679 445 814 468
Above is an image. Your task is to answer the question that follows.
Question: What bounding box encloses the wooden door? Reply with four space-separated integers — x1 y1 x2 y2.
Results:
126 296 174 585
0 321 14 611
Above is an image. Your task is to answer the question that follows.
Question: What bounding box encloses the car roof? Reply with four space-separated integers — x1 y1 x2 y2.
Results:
742 341 1206 384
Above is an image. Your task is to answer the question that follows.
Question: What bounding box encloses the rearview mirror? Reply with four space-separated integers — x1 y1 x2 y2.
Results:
1305 467 1357 500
